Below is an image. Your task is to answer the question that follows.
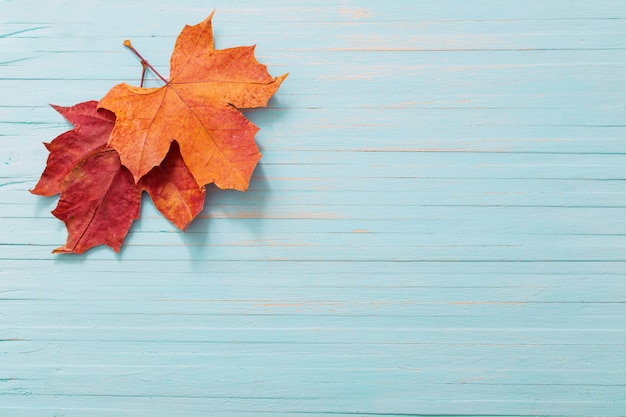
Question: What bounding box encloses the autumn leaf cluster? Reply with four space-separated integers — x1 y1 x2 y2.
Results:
31 12 286 254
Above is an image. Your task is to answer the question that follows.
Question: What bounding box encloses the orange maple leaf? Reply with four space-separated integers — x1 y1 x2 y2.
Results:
99 11 287 191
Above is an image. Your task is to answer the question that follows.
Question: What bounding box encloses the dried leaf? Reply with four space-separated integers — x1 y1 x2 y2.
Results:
99 11 287 190
139 141 206 231
52 148 141 254
31 101 115 196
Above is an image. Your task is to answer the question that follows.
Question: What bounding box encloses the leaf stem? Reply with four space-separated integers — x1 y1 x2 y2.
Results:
123 40 169 85
139 61 147 88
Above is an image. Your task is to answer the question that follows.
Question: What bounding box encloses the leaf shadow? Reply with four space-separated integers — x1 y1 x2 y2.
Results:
180 162 272 266
174 91 290 266
242 94 290 132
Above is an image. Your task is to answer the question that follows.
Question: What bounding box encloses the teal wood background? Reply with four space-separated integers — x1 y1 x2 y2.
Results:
2 1 626 416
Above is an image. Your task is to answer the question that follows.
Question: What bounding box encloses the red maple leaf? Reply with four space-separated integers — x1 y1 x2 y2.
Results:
139 141 206 231
34 101 207 253
51 147 141 254
31 101 114 196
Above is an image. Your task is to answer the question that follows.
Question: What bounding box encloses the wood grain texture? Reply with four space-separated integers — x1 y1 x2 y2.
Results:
1 0 626 416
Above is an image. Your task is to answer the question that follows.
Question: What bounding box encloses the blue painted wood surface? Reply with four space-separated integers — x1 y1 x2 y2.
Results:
2 1 626 415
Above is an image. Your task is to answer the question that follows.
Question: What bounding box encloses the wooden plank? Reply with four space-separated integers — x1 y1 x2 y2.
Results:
1 0 626 416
